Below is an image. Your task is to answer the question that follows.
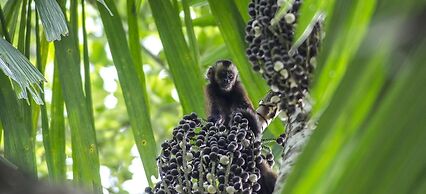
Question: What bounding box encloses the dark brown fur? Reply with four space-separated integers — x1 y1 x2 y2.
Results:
205 60 277 194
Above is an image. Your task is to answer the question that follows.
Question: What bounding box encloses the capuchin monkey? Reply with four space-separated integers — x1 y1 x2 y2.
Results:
205 60 261 135
205 60 277 194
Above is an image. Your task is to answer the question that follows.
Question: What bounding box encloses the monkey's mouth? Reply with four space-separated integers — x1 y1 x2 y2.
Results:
220 84 232 92
220 78 232 87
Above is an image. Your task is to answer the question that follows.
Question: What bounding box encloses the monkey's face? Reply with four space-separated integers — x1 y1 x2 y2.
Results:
214 60 238 92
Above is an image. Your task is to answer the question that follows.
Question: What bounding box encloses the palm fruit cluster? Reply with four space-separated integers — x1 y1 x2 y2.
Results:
245 0 321 117
145 113 275 194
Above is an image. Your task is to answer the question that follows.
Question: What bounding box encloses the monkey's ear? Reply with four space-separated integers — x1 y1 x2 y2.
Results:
206 67 214 80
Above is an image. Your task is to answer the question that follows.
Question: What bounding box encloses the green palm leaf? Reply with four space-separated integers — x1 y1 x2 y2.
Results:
34 0 68 41
148 0 206 116
0 72 37 177
98 0 158 185
311 0 376 118
0 38 45 104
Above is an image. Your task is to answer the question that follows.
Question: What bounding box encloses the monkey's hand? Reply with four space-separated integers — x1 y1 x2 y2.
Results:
231 108 262 136
207 115 223 125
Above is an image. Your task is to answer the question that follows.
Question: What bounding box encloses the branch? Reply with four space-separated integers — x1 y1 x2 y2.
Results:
256 91 281 132
255 91 316 193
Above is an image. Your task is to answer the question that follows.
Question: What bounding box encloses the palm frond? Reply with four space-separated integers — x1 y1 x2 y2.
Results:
34 0 68 41
148 0 206 116
0 37 45 104
99 0 158 185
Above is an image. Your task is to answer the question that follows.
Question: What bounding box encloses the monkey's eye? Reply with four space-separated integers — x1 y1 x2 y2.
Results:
228 74 234 80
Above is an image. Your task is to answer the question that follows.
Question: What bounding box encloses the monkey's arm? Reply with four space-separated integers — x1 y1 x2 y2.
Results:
205 85 223 124
234 108 262 136
231 82 262 135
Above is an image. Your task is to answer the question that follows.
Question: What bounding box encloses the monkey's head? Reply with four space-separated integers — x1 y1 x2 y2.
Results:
207 60 238 92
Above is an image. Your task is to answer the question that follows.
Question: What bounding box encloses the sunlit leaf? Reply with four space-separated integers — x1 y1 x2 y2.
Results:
148 0 206 116
45 61 66 181
81 0 94 121
54 1 101 190
332 42 426 194
233 0 250 22
284 38 426 194
292 0 336 49
281 34 391 194
190 0 208 7
192 14 216 27
34 0 68 41
0 37 45 104
0 123 2 145
289 12 324 55
200 45 229 67
271 0 295 26
99 0 158 185
0 73 37 177
182 0 200 65
97 0 113 16
311 0 377 118
0 4 12 42
3 0 21 42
